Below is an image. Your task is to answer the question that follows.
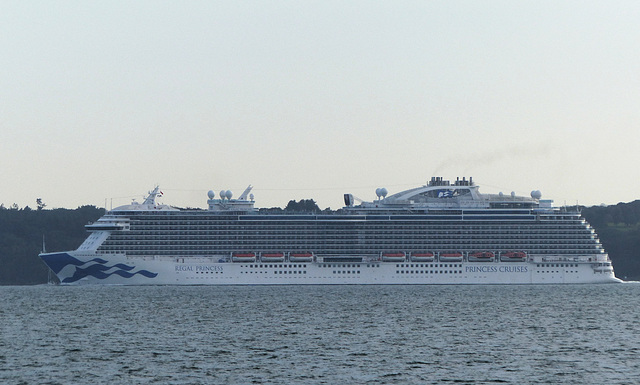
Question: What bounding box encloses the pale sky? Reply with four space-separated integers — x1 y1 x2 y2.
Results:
1 1 639 210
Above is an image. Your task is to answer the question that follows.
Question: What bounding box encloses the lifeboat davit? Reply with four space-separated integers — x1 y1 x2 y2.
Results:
468 251 495 262
289 252 314 262
232 252 257 263
382 252 406 262
410 252 435 262
500 251 527 262
261 252 285 262
439 253 463 262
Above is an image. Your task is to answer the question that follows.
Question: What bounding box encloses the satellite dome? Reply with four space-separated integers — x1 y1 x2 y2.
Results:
208 190 215 199
511 191 516 197
375 188 382 198
531 190 542 199
380 188 388 197
499 192 504 197
249 193 254 201
225 190 233 199
220 190 227 200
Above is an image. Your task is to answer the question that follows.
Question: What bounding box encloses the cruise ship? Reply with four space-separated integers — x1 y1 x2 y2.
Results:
39 177 621 285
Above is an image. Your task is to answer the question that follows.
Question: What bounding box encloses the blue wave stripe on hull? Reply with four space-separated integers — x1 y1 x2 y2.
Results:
61 267 158 283
41 252 158 283
40 253 108 274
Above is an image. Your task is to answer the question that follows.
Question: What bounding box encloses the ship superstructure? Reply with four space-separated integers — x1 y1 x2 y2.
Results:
40 178 621 285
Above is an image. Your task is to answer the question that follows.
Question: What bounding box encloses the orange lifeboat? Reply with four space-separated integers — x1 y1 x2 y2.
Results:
439 252 463 262
289 252 314 262
410 252 435 262
382 252 406 262
232 252 256 263
469 252 495 262
500 251 527 262
261 252 285 262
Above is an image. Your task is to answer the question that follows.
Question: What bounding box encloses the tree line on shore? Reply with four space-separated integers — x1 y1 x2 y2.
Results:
1 199 639 284
0 205 105 284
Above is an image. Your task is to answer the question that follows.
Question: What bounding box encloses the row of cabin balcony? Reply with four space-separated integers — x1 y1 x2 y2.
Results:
103 237 600 247
127 217 587 224
102 242 600 249
102 247 602 256
109 224 598 236
107 229 601 240
127 217 586 227
119 226 596 237
126 223 594 232
110 233 598 242
104 237 600 245
102 239 601 248
101 242 600 250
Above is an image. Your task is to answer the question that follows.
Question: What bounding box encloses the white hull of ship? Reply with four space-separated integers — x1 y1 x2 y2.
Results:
41 252 622 285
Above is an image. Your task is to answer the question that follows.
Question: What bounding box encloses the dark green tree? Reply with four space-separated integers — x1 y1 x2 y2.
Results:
0 205 104 284
284 199 320 212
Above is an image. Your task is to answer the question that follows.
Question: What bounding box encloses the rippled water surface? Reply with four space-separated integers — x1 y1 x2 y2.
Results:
2 284 640 384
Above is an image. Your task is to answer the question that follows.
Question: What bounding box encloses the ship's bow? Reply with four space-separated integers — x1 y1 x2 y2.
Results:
39 252 159 285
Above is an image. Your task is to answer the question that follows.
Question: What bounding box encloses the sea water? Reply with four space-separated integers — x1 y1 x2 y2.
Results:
1 284 639 384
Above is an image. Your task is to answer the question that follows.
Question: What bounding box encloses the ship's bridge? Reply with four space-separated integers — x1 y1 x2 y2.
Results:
111 186 179 212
